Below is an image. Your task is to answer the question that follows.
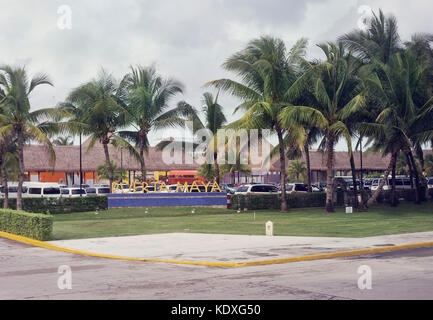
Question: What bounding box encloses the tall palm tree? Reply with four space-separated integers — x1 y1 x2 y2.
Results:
360 50 433 205
339 9 401 64
117 66 185 182
280 42 366 212
0 65 59 210
206 36 313 212
66 70 141 187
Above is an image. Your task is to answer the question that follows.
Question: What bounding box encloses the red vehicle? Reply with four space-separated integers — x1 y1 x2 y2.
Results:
167 170 205 185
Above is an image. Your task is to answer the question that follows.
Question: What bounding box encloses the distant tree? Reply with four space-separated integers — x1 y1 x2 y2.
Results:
97 160 126 182
287 160 307 183
53 136 73 146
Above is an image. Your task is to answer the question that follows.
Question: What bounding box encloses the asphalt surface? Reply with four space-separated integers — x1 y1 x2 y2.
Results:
1 236 433 300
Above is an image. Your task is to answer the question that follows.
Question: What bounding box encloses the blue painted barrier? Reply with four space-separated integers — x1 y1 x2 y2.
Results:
107 192 227 208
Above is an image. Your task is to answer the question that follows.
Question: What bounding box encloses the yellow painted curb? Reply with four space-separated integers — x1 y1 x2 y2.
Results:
1 231 433 268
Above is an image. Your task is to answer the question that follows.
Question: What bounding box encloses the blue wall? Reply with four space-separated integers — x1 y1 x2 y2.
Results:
108 192 227 208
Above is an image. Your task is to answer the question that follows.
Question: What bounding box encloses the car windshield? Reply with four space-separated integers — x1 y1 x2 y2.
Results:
428 179 433 184
61 189 69 195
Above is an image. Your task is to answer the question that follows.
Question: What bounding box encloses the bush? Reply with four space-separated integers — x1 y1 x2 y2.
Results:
376 188 428 203
230 192 327 211
0 209 53 240
0 196 108 215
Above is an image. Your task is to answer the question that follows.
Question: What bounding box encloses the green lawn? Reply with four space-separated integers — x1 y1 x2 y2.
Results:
52 202 433 240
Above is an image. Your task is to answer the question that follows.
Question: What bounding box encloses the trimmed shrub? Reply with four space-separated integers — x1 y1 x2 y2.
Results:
0 196 108 215
230 192 327 211
0 209 53 240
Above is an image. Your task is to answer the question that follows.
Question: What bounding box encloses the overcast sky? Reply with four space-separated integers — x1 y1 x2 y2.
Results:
0 0 431 149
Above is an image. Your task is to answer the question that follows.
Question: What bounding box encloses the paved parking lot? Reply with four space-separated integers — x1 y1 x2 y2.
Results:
1 233 433 300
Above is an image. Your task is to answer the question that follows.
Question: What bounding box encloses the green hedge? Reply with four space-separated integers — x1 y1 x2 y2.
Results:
0 196 108 215
377 187 429 203
230 192 328 211
0 209 53 240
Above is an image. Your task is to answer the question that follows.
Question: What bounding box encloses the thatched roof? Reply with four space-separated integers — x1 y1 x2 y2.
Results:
24 139 199 173
23 137 432 173
272 150 433 172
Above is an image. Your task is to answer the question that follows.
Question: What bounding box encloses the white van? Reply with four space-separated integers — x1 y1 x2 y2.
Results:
61 188 87 198
26 182 62 198
0 183 28 198
0 182 62 198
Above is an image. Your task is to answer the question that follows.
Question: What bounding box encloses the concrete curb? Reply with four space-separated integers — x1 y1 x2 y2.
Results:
2 231 433 268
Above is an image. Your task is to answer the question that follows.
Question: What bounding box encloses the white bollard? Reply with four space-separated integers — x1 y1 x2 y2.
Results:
266 221 273 236
346 207 353 214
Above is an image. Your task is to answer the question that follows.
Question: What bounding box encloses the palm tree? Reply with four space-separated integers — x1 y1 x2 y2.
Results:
157 93 227 184
287 160 307 182
117 66 184 182
197 92 227 184
66 70 141 187
360 50 433 205
0 65 59 210
206 36 313 212
339 9 401 64
97 160 126 182
280 42 366 212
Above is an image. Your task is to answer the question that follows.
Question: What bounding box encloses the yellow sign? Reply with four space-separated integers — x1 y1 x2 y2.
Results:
111 181 222 194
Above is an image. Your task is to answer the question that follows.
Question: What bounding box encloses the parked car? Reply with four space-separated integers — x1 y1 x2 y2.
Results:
0 185 28 198
1 182 62 198
85 187 111 196
235 184 278 195
61 188 87 198
221 183 237 194
26 183 62 198
285 183 309 194
370 176 412 191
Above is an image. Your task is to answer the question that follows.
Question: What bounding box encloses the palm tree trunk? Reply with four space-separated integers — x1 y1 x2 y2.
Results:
276 127 288 213
304 144 312 192
16 129 25 211
0 150 8 209
405 153 414 189
325 135 335 213
367 151 398 206
407 150 421 204
102 141 114 187
139 145 146 182
349 152 359 208
391 157 397 207
1 165 8 209
214 152 220 185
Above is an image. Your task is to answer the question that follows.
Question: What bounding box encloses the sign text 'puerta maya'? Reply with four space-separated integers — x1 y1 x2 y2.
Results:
111 181 223 194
